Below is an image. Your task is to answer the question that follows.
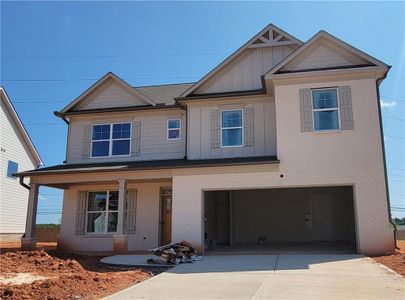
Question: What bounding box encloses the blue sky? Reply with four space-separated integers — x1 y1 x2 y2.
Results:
1 1 404 222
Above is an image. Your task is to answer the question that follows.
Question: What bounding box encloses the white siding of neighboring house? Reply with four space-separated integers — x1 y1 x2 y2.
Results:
0 100 37 237
187 96 277 160
66 109 186 164
195 45 298 95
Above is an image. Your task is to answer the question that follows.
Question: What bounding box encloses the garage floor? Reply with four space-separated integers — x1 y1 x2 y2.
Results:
106 254 404 300
207 242 355 255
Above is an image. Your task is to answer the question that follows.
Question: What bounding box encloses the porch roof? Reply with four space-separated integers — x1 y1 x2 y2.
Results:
15 156 279 177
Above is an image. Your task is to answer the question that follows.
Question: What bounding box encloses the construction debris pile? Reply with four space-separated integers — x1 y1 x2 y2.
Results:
147 241 201 265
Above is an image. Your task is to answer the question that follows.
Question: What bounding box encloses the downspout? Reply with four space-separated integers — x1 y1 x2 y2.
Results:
375 67 398 250
54 111 70 164
19 176 31 190
176 103 188 160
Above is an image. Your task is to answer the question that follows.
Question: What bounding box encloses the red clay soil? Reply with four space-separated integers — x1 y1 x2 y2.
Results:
371 240 405 277
0 244 163 300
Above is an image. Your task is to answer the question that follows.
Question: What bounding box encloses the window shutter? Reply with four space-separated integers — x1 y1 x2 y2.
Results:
131 121 141 157
244 107 254 147
124 189 137 234
82 125 92 158
299 89 313 132
210 109 220 148
338 86 354 130
75 191 87 235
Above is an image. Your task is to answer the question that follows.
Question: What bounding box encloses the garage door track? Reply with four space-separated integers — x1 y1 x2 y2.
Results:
106 254 404 299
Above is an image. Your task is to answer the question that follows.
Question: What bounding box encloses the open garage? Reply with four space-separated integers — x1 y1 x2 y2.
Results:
204 186 356 253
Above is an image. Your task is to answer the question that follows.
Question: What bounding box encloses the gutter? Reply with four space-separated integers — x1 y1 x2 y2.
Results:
375 66 399 250
54 111 70 164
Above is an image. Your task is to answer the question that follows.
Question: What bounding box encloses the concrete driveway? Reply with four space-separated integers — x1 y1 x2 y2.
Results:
106 254 404 299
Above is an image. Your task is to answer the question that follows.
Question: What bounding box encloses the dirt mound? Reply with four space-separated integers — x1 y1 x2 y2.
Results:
0 250 154 300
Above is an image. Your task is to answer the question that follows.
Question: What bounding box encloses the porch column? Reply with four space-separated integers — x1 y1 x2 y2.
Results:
113 178 128 253
21 183 39 250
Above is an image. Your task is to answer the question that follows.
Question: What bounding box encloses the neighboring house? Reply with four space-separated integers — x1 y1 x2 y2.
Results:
0 87 43 242
15 24 394 255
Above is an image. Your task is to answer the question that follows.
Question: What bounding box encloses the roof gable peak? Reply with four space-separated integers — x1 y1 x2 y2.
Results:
60 72 156 114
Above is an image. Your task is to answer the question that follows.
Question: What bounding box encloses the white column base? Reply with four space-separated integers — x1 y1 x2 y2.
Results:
113 235 128 253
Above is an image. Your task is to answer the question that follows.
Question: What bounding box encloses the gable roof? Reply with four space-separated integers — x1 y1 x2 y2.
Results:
60 72 157 114
180 23 303 97
0 87 43 167
265 30 389 79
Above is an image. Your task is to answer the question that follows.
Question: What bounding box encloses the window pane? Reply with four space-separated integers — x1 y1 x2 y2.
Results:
108 191 119 210
7 161 18 178
168 119 180 129
112 140 130 155
107 212 118 232
87 192 107 211
112 123 131 139
313 90 338 109
222 110 242 128
222 128 242 146
92 125 110 140
92 141 109 157
314 110 339 131
87 212 105 233
168 129 180 139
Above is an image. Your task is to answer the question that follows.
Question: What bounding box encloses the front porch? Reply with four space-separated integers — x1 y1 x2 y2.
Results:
20 168 174 254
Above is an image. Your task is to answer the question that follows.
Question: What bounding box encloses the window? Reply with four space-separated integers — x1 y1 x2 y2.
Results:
86 191 118 234
91 123 131 157
6 161 18 178
221 110 243 147
312 89 340 131
167 119 181 140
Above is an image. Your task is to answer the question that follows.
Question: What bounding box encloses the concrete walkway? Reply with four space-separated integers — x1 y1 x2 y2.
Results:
105 254 404 299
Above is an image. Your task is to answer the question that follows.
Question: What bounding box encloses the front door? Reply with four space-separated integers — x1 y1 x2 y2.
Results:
160 188 172 245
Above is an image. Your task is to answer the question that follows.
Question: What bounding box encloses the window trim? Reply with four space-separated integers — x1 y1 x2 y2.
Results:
85 190 119 235
6 160 18 179
167 119 181 141
311 88 341 132
90 122 132 158
220 109 244 148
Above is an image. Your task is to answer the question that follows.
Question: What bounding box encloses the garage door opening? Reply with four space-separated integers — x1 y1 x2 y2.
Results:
204 186 356 253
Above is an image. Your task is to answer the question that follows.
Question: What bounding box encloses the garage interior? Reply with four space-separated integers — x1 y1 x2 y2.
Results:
204 186 356 253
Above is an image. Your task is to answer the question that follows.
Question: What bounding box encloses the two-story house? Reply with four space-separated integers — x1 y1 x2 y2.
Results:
16 24 394 255
1 87 42 242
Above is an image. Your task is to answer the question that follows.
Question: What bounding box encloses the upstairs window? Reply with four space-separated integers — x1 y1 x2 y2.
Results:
6 161 18 178
312 89 340 131
167 119 181 140
91 123 131 157
221 110 243 147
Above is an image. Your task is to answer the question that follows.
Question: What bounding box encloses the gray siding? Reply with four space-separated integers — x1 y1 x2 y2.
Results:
66 110 186 164
187 98 277 159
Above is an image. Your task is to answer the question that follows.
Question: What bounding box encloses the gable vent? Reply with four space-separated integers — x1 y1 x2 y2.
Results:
250 28 296 48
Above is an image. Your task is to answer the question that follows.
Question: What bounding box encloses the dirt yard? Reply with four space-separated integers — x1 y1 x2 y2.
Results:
372 240 405 276
0 242 164 300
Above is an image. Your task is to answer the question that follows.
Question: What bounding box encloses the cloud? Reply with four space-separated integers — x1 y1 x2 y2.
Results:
38 195 48 201
381 100 397 108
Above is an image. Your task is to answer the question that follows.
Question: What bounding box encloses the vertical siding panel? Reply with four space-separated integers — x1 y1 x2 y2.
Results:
200 107 210 159
254 103 265 155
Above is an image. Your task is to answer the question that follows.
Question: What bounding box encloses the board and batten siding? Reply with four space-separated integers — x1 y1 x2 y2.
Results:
187 97 277 159
66 110 186 164
195 45 297 95
0 100 37 235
